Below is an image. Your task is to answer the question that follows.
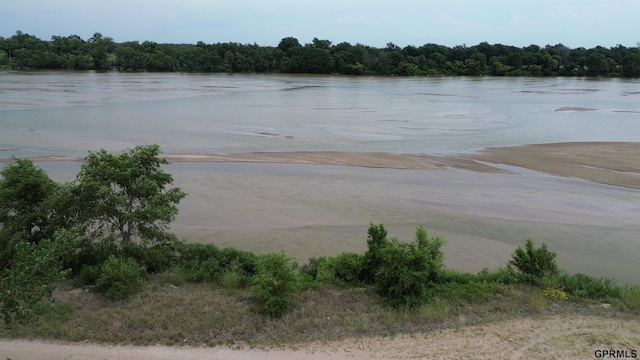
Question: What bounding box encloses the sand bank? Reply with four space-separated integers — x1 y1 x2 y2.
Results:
161 142 640 189
4 142 639 188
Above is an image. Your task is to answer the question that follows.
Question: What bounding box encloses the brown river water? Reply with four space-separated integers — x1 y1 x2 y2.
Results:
1 71 639 284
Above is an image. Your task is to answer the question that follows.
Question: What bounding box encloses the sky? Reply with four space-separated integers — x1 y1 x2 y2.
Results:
1 0 639 49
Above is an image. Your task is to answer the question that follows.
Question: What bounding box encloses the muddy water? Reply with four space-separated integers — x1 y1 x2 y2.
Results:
2 72 640 284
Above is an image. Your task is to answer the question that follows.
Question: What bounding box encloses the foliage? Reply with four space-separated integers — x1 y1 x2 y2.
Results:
543 272 620 299
2 31 640 77
543 286 568 301
0 158 59 266
0 230 75 324
509 239 558 285
618 285 640 314
95 255 147 300
362 223 389 284
476 264 520 285
251 252 300 317
171 243 258 284
311 252 364 288
67 144 186 247
374 226 445 307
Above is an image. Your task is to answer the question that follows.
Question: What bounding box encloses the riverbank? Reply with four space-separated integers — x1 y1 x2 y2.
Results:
2 315 638 359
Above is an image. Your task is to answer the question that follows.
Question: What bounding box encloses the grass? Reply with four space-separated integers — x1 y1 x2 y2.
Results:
2 273 635 348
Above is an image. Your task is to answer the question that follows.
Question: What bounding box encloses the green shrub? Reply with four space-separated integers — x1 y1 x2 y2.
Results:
544 272 620 299
325 252 364 288
219 269 243 291
251 251 300 317
477 265 519 285
509 239 558 286
174 243 221 282
441 270 478 285
173 244 257 283
304 256 329 280
95 255 147 300
362 223 389 284
217 247 258 278
374 226 444 307
619 285 640 314
543 286 568 301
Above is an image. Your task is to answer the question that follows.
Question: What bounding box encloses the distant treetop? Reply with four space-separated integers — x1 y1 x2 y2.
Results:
1 31 639 77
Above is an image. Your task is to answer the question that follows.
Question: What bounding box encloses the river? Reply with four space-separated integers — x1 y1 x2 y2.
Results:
1 71 639 284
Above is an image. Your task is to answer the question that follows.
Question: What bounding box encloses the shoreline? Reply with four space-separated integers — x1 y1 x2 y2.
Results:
3 142 639 189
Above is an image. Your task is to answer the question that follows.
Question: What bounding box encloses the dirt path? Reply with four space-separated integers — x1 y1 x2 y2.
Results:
2 315 639 360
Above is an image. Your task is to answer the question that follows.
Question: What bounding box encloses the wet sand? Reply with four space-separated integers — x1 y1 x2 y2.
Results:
136 141 640 189
3 142 639 283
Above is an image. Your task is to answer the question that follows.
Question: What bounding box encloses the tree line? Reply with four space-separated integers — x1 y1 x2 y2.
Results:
2 30 640 77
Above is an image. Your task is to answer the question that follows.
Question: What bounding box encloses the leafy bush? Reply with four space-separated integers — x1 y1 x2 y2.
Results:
440 270 478 285
619 285 640 314
509 239 558 285
374 226 444 307
543 286 568 301
95 255 147 300
172 243 258 283
362 223 389 284
313 252 364 288
173 243 221 282
0 235 72 324
544 272 620 299
477 265 520 285
217 247 258 278
251 252 300 317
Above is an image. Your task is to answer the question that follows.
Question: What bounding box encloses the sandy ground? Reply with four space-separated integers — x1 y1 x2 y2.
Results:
160 142 640 189
2 315 639 359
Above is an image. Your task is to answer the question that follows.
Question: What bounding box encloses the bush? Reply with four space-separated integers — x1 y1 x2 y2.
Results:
362 223 389 284
172 243 258 283
619 285 640 314
322 253 364 287
95 255 147 300
509 239 558 285
544 272 620 299
173 243 221 282
251 251 300 317
477 265 520 285
374 226 445 307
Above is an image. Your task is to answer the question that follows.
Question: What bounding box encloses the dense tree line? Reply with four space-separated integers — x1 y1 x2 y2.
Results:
1 31 640 77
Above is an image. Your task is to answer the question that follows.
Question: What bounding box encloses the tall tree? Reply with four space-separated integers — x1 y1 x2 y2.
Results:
0 158 58 263
68 144 186 246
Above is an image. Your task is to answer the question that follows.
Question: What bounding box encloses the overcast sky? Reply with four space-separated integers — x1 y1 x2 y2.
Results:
2 0 639 49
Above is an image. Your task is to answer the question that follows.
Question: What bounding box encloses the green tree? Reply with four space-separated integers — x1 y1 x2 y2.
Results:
68 144 186 247
374 225 444 307
1 229 75 324
251 251 300 317
0 158 59 267
509 239 558 285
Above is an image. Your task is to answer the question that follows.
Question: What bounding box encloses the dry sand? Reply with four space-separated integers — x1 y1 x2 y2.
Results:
6 142 639 189
2 315 639 359
149 142 640 189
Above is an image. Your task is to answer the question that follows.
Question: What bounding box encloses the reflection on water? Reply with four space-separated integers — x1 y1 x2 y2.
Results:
1 72 639 157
